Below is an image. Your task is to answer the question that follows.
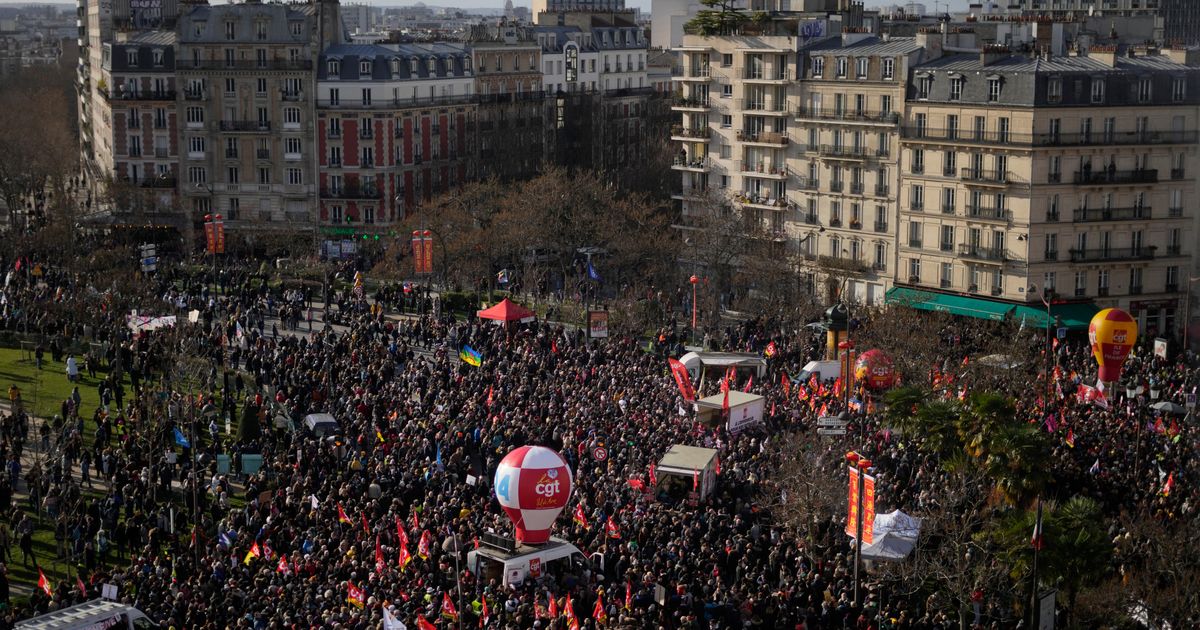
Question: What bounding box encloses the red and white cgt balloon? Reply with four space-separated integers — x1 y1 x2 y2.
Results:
494 445 573 545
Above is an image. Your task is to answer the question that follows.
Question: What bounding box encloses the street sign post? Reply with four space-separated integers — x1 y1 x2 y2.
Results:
817 427 847 436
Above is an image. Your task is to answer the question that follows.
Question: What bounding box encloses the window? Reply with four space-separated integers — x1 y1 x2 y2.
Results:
328 88 340 106
874 243 886 269
284 107 300 125
360 146 373 166
364 207 375 224
188 166 206 184
224 21 235 40
290 20 303 36
1047 77 1061 102
188 137 206 154
285 137 302 155
911 185 924 211
328 60 340 76
1044 272 1056 293
287 168 303 185
828 236 841 257
940 263 952 287
1091 78 1105 103
911 149 924 174
836 57 847 77
856 58 868 78
1138 78 1151 103
991 269 1003 294
917 76 932 99
330 205 343 223
908 221 922 247
256 21 267 40
949 77 963 100
998 117 1010 143
721 53 733 67
721 115 732 128
882 58 894 80
329 117 341 137
1075 271 1087 297
721 84 732 98
1173 78 1186 103
151 49 164 66
1167 265 1179 289
359 117 373 138
256 49 267 68
909 257 920 280
988 78 1001 102
256 78 267 94
329 146 341 166
258 167 270 184
360 60 372 76
1129 268 1143 292
940 225 954 251
224 137 237 158
946 114 958 139
128 135 142 157
941 187 955 212
225 78 235 94
227 167 239 184
186 107 204 124
361 88 372 106
811 57 824 77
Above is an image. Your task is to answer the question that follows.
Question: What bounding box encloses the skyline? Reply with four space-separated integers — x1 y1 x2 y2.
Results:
0 0 982 10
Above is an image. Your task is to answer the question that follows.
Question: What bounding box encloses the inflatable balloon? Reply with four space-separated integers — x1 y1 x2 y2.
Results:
854 349 897 390
1089 308 1137 383
494 446 573 545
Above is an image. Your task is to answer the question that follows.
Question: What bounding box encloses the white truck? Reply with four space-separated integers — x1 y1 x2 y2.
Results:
17 599 156 630
466 537 591 587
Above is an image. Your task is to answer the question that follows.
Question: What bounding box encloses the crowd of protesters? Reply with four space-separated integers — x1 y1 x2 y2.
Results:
0 250 1195 630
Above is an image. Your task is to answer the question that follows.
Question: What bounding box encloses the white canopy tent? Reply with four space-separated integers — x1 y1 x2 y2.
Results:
861 510 922 562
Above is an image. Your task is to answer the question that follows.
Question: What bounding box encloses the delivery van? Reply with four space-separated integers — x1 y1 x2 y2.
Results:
798 360 841 383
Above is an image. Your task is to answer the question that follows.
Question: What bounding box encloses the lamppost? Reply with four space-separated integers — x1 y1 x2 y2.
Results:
689 274 701 347
203 213 223 293
845 450 872 610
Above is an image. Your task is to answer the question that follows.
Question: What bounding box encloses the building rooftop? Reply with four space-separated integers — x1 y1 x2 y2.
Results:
318 42 472 80
125 30 176 47
914 50 1194 75
801 35 924 56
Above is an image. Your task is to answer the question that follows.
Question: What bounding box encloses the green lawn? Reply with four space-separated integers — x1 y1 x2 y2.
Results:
0 346 134 599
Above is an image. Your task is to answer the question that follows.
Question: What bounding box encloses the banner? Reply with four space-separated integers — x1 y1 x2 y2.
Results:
421 230 434 275
411 231 426 274
667 358 696 401
588 311 609 339
845 467 875 544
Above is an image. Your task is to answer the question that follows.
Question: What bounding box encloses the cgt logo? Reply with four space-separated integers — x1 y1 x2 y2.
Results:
534 472 562 499
1112 330 1128 344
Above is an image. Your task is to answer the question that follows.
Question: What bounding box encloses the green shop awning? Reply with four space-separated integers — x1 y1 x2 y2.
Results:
885 287 1016 322
1009 302 1099 330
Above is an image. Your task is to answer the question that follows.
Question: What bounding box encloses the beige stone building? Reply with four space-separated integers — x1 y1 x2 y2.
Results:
899 42 1200 337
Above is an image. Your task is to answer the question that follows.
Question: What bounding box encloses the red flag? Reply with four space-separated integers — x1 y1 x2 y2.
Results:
593 590 608 625
396 518 409 548
363 513 371 535
38 568 52 597
781 372 790 395
573 504 590 529
667 358 696 402
442 592 459 621
721 386 730 415
375 536 386 573
346 581 365 608
412 510 420 531
1065 429 1075 448
817 402 828 418
796 385 808 402
76 575 87 597
480 594 491 627
625 582 632 610
564 594 581 630
551 338 558 354
418 530 431 560
549 594 559 618
398 542 412 570
337 503 352 525
764 341 777 358
648 464 657 486
1168 419 1181 439
417 616 437 630
605 516 621 539
277 554 290 574
1162 471 1175 497
962 355 970 367
1155 418 1166 434
486 385 494 407
833 377 844 398
742 375 753 393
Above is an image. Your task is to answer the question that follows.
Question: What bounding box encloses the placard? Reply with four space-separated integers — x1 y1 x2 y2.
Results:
588 310 609 338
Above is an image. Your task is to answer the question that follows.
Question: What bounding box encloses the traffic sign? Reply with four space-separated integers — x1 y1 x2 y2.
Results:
817 415 848 428
1057 327 1067 340
1187 393 1196 410
817 427 847 436
592 446 608 461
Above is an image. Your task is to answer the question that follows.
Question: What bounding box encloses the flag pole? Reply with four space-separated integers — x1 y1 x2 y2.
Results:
1029 496 1043 627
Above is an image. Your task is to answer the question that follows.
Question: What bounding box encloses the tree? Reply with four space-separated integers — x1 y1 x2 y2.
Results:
980 497 1112 625
767 433 844 550
0 66 77 229
683 0 748 36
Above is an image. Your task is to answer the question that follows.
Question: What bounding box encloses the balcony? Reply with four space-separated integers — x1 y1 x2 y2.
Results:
1072 206 1150 222
966 206 1012 223
738 161 787 179
317 94 479 110
960 168 1014 186
939 242 954 252
736 191 787 209
816 255 870 274
1168 207 1183 218
327 159 341 168
902 126 1016 144
874 185 890 197
671 97 710 110
901 127 1199 147
1129 285 1143 295
257 149 271 160
1073 169 1157 186
1048 172 1062 183
183 89 207 101
907 239 923 248
220 121 271 132
1045 250 1058 261
672 157 709 171
817 144 887 161
105 90 176 101
802 213 820 225
941 204 956 215
1068 246 1156 262
225 149 238 159
850 182 864 194
320 186 381 200
795 106 899 124
281 91 303 101
1166 282 1179 293
154 148 169 158
794 176 819 191
177 59 314 71
670 125 711 140
848 220 863 230
829 180 844 193
736 130 788 146
1046 211 1060 222
737 99 788 115
1171 168 1185 180
743 70 789 83
957 244 1008 262
1166 245 1183 256
140 177 176 189
873 221 888 233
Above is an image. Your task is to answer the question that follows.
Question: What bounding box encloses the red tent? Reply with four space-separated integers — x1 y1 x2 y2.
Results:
477 298 537 323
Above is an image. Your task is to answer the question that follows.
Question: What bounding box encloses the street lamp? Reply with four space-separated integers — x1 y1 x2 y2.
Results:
846 451 872 610
689 274 701 346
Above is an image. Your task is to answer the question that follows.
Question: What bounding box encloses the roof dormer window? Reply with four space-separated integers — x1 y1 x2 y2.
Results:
328 59 340 77
359 59 371 76
126 49 138 66
391 58 400 77
428 58 436 75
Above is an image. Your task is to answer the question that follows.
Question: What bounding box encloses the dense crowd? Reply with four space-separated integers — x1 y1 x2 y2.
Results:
0 253 1195 630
